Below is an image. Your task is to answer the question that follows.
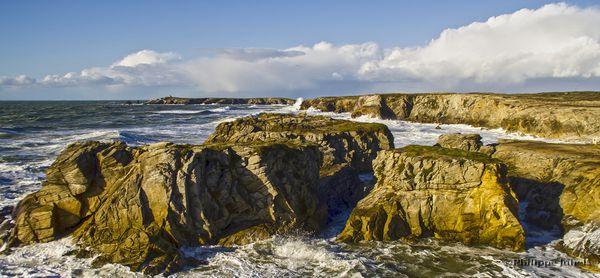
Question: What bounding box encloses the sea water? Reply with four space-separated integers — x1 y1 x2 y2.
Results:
0 100 595 277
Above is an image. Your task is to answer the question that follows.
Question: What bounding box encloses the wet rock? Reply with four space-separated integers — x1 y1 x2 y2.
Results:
8 141 325 274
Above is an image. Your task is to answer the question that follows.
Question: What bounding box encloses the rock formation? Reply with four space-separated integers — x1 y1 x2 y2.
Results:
490 140 600 266
301 92 600 141
338 145 525 251
206 113 394 216
8 141 325 274
146 96 294 105
434 133 600 267
205 113 394 172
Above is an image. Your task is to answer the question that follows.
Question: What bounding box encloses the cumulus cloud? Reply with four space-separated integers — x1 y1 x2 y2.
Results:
2 3 600 95
359 3 600 88
178 42 380 92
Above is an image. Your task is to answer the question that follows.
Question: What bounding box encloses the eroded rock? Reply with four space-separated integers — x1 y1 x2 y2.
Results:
338 145 525 251
8 141 325 274
205 113 394 172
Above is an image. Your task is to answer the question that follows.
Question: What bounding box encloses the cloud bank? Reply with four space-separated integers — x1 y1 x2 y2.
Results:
2 3 600 96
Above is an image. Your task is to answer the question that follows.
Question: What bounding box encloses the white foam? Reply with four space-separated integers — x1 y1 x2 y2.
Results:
209 106 231 113
153 110 207 114
0 238 141 277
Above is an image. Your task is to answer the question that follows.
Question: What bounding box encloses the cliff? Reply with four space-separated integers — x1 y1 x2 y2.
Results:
491 140 600 266
301 92 600 141
338 145 525 251
8 141 325 274
206 113 394 172
435 133 600 268
146 96 295 105
206 113 394 217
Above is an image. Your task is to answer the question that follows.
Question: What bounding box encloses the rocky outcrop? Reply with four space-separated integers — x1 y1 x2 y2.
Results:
302 92 600 141
146 96 294 105
205 113 394 172
206 113 394 217
436 133 483 152
8 141 325 274
338 145 525 251
489 140 600 266
491 140 600 229
435 133 496 155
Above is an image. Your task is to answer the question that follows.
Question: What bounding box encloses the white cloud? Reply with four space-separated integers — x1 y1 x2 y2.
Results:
2 3 600 95
0 75 36 86
112 50 180 67
359 3 600 87
178 42 380 92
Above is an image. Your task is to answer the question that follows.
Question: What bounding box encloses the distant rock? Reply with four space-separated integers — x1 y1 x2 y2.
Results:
8 141 325 274
301 92 600 141
146 96 294 105
338 145 525 251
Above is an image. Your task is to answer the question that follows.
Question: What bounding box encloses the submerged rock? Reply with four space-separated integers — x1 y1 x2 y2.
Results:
338 145 525 251
8 141 325 274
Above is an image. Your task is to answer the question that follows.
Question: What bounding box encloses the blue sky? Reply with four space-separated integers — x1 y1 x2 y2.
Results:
1 1 600 99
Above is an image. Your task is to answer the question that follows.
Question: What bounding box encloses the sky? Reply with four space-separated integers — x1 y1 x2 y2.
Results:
1 1 600 100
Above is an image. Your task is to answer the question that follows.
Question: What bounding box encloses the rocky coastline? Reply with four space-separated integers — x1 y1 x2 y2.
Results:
301 92 600 142
2 95 600 274
146 96 295 105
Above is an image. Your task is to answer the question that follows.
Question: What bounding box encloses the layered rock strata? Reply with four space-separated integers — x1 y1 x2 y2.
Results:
338 145 525 251
301 92 600 141
205 113 394 172
435 133 600 268
206 113 395 215
8 141 325 274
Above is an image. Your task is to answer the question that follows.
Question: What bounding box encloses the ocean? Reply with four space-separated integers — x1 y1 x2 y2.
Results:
0 100 595 277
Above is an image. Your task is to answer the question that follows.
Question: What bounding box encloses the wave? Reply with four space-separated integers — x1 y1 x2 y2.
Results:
0 128 20 138
117 131 157 146
153 110 211 114
209 106 231 113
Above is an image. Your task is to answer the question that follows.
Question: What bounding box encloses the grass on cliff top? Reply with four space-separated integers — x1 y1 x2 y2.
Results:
398 145 497 163
250 113 388 134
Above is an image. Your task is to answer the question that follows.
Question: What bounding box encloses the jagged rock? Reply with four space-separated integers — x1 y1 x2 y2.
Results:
206 113 393 221
491 140 600 265
8 141 325 274
338 145 525 251
436 133 483 152
560 223 600 269
205 113 394 172
302 92 600 141
350 95 396 119
319 165 372 218
146 96 294 105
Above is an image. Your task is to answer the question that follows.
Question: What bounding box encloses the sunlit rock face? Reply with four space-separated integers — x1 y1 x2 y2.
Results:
302 92 600 142
8 141 325 274
338 145 525 251
490 140 600 266
206 113 395 216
